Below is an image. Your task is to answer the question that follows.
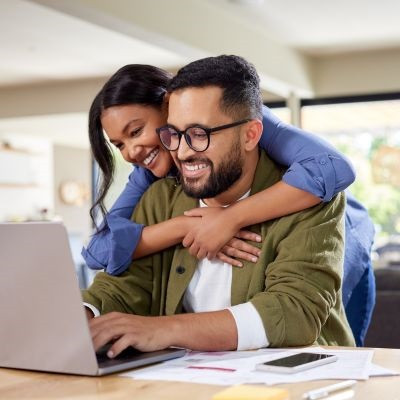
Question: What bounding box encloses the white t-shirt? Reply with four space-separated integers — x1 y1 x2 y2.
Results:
182 193 269 350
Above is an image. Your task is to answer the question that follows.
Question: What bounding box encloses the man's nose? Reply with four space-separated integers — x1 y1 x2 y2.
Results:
176 134 195 161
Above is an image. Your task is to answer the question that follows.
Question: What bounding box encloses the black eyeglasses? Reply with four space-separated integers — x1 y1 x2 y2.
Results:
155 119 250 152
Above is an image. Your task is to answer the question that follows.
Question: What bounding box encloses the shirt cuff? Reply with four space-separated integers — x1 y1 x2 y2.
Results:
81 246 105 270
82 215 144 276
105 214 144 275
83 302 100 318
228 302 269 350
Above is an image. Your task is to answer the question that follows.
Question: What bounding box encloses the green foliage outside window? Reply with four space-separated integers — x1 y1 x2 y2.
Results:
329 135 400 240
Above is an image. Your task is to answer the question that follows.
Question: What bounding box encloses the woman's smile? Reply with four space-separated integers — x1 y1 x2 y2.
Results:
142 147 159 167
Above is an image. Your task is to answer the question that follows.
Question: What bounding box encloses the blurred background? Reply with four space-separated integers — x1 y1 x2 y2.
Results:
1 0 399 280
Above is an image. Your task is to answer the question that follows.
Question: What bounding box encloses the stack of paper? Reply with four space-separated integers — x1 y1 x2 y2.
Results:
120 346 399 386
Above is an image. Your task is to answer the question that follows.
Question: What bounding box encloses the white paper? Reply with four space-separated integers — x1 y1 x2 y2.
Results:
368 362 399 377
164 348 284 367
119 347 388 386
120 348 286 386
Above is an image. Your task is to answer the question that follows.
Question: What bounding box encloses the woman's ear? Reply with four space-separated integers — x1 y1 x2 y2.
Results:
243 119 263 151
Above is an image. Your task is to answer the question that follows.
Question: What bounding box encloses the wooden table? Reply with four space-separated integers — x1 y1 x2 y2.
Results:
1 347 399 400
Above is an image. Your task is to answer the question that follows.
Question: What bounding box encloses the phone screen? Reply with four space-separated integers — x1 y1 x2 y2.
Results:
262 353 334 368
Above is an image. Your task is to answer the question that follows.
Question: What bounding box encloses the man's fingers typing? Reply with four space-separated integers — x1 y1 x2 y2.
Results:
91 323 127 352
107 335 136 358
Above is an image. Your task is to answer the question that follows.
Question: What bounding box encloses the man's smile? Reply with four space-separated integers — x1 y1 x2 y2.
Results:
180 161 211 179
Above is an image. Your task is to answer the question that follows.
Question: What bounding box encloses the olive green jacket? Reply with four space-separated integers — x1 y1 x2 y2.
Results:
83 151 355 347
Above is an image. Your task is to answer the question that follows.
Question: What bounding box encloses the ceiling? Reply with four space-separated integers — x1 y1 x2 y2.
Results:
214 0 400 55
1 0 400 88
1 0 400 148
0 0 187 88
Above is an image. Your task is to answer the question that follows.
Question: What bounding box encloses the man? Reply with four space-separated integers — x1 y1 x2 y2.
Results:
83 55 355 358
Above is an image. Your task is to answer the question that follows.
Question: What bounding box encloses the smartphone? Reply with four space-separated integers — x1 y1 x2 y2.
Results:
256 352 338 374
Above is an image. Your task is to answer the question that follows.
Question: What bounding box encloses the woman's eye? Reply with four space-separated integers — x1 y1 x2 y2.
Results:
115 143 124 150
131 127 143 137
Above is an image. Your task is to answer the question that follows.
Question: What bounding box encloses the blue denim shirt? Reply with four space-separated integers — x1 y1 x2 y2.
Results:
82 105 374 305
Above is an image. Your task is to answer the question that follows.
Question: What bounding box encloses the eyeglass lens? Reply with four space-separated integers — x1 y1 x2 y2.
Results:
158 126 209 152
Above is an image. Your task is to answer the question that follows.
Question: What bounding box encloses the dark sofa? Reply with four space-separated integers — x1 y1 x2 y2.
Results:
365 267 400 348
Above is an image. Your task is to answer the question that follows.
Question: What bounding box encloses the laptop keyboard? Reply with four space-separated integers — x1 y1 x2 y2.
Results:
95 344 186 371
96 345 144 366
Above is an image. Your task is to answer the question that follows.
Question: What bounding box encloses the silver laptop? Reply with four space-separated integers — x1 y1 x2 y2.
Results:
0 222 185 375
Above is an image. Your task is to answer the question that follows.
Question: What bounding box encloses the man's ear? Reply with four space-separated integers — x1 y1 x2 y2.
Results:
163 92 170 104
243 119 263 151
161 92 170 116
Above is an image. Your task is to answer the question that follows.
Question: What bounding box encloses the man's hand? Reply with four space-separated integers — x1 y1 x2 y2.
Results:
89 312 174 357
183 207 261 266
88 310 238 358
85 307 95 320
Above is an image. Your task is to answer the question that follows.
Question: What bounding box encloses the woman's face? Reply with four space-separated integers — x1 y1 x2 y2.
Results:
101 104 173 178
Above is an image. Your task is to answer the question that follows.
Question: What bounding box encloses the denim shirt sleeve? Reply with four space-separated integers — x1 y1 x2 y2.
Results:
81 166 157 275
259 105 356 201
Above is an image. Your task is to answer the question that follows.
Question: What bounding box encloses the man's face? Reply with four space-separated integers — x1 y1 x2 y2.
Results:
168 86 245 199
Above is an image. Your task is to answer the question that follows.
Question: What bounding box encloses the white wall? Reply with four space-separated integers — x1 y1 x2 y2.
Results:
312 48 400 97
0 135 52 222
53 144 91 241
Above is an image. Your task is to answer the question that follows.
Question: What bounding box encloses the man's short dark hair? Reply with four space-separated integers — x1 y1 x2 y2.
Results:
168 55 263 120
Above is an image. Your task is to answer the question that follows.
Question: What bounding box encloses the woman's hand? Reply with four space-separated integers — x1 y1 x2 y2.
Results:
183 207 261 267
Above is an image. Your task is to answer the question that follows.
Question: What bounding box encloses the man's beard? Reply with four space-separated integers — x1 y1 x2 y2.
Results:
178 137 243 199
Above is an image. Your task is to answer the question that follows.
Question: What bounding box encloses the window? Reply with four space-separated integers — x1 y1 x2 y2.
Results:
264 102 291 125
302 97 400 242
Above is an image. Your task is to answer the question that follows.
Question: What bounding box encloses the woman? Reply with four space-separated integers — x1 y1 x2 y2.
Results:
82 64 355 273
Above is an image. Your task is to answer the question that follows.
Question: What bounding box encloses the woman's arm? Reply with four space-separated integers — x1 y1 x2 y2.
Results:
260 105 355 201
83 166 261 272
81 166 157 275
134 215 261 266
183 106 356 260
216 103 358 237
132 215 189 259
184 182 320 259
